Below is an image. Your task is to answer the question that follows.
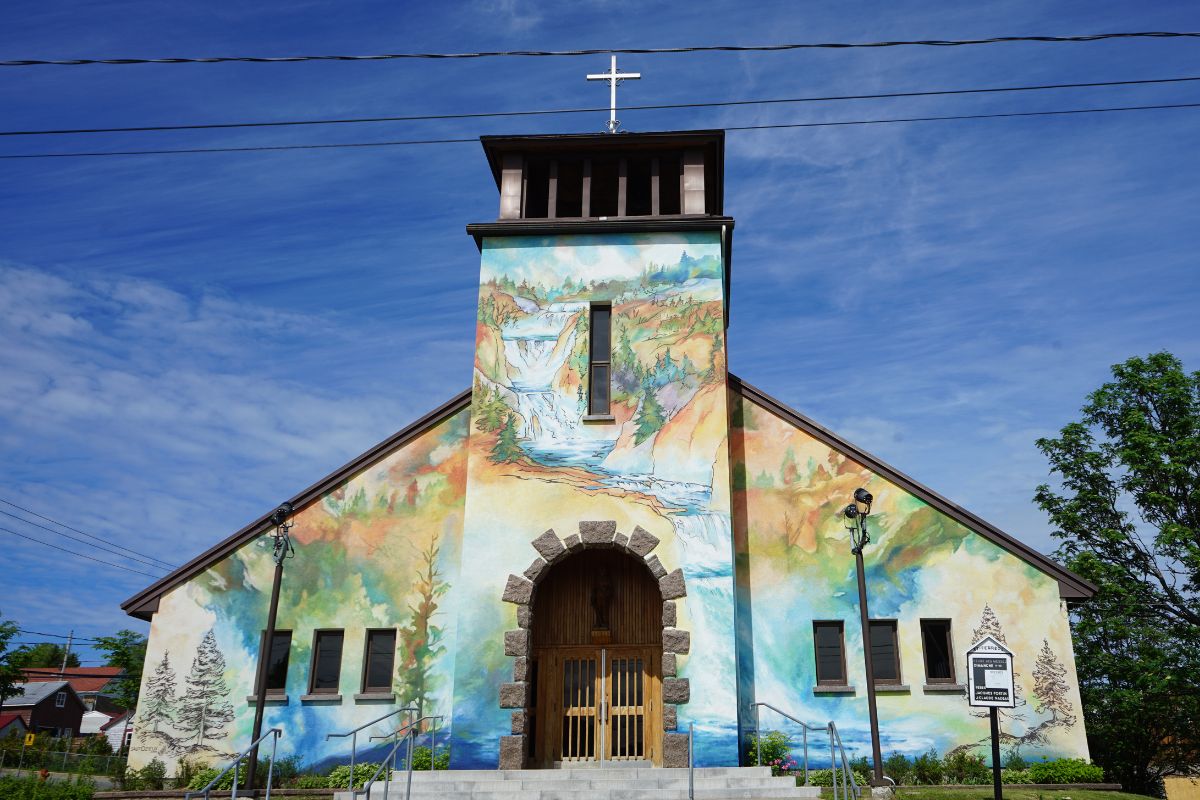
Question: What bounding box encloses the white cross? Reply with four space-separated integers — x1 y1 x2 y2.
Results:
587 55 640 134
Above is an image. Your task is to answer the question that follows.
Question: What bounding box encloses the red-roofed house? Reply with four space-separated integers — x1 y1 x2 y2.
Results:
21 667 126 713
0 712 28 739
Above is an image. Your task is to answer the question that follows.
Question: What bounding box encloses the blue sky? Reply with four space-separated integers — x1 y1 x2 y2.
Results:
1 1 1198 652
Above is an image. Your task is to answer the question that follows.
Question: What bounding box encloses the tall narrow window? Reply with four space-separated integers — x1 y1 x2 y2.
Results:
56 691 67 708
869 620 901 684
588 304 611 416
363 629 396 692
257 630 292 695
309 630 344 693
920 619 955 683
813 621 846 685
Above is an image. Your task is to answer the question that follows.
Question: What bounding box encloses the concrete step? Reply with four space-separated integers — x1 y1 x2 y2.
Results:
338 767 821 800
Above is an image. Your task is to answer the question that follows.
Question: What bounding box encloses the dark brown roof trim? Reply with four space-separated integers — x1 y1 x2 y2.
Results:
729 374 1096 600
467 217 736 327
120 389 473 621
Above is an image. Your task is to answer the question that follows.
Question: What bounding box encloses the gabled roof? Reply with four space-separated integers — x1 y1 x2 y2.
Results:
7 680 76 707
0 713 26 730
119 375 1094 621
22 666 122 694
101 711 133 731
121 389 472 620
729 374 1096 600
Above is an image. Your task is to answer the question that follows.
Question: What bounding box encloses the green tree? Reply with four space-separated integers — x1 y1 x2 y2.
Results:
95 630 147 710
1034 352 1200 795
490 413 524 463
0 610 22 713
635 387 666 445
11 642 80 669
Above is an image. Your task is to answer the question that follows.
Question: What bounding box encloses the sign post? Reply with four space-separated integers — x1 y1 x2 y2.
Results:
966 636 1016 800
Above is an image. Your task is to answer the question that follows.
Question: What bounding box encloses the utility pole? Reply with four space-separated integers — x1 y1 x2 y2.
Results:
245 503 293 795
59 630 73 677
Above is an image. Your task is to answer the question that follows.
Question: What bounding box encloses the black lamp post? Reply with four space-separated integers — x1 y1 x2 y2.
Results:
844 487 885 786
246 502 294 794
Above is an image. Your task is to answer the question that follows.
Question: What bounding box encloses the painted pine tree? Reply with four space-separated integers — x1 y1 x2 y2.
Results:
635 386 666 445
1028 638 1077 741
175 629 236 752
397 529 450 717
140 652 178 733
490 413 524 463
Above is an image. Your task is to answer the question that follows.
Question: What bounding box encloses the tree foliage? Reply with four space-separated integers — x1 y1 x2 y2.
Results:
0 610 21 711
10 641 80 669
1035 352 1200 795
94 629 147 710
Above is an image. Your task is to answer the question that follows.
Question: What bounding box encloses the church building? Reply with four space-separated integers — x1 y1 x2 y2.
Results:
121 126 1094 774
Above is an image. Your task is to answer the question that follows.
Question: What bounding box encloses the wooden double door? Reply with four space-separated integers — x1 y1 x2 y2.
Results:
531 646 661 766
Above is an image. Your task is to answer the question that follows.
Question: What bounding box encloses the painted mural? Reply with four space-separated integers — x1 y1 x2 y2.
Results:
127 410 470 773
730 393 1089 762
451 232 740 767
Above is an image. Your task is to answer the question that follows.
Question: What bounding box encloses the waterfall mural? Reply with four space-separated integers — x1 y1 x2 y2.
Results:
452 232 740 768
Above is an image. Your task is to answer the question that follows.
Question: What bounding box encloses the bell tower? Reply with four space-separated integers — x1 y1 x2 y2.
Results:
451 128 740 770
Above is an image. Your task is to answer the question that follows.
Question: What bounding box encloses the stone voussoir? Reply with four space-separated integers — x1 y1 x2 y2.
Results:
503 628 529 657
579 520 617 546
523 557 549 583
663 628 691 654
662 600 677 628
663 705 677 731
531 529 566 563
498 735 526 769
663 652 677 677
663 677 690 705
659 568 687 600
645 554 668 579
563 533 583 551
510 710 527 734
501 574 534 604
516 604 533 630
512 656 528 682
498 682 527 709
613 532 629 550
627 525 660 557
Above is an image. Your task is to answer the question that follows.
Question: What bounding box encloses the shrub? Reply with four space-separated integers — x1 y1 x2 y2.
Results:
1002 769 1032 784
0 775 96 799
803 768 869 788
883 751 912 785
912 749 944 785
746 731 791 770
1004 752 1029 771
1028 757 1104 784
326 762 390 789
410 746 450 771
291 774 330 789
943 751 991 784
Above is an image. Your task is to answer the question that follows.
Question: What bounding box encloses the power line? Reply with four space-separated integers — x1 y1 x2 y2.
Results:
0 498 175 569
3 101 1197 160
0 524 164 579
4 74 1198 138
4 32 1198 67
17 629 101 643
0 508 175 571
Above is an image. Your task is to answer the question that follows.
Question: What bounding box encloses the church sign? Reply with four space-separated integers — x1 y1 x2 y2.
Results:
966 636 1016 708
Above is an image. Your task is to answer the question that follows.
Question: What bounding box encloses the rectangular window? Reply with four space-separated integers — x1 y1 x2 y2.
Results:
258 630 292 694
588 304 612 416
869 620 901 684
55 691 66 708
309 630 344 693
363 629 396 692
813 621 846 685
921 619 955 683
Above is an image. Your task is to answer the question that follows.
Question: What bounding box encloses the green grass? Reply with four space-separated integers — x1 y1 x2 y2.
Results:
872 788 1154 800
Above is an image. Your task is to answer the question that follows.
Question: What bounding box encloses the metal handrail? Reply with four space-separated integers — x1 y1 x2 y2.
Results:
750 702 860 800
326 706 418 793
351 715 443 800
183 727 281 800
687 722 695 800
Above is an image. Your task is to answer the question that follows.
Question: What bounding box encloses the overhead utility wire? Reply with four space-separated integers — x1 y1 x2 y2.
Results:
4 101 1197 160
5 74 1198 138
0 524 165 579
17 629 101 642
0 507 174 571
4 31 1198 67
0 497 176 568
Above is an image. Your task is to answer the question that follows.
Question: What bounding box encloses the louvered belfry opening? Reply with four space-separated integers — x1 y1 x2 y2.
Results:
484 131 724 221
530 549 662 766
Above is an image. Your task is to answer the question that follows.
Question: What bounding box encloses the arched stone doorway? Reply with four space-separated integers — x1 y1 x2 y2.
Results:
497 522 692 769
